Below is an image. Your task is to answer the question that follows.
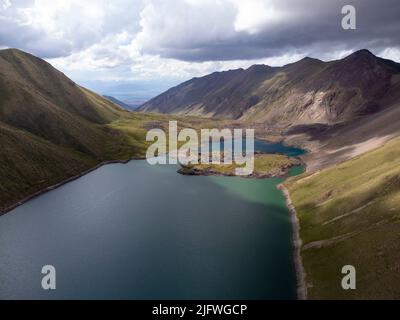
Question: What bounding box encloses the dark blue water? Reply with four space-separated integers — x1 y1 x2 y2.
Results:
254 140 305 157
0 140 303 300
208 138 305 157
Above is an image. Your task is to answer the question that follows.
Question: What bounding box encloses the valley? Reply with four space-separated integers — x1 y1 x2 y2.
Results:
0 48 222 213
138 48 400 299
1 47 400 299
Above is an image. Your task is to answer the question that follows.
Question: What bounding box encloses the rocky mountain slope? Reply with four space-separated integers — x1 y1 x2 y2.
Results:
140 50 400 127
140 49 400 172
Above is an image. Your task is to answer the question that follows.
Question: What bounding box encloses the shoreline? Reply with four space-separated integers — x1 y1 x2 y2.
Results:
0 157 146 217
277 184 307 300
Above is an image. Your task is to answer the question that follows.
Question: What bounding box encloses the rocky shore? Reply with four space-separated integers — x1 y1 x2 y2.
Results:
278 184 307 300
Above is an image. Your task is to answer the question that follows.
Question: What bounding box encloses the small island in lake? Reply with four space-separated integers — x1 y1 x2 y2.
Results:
178 153 302 178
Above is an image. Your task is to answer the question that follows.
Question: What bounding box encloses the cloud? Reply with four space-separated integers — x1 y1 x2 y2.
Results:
1 0 400 92
4 0 400 62
0 0 143 58
233 0 290 34
134 0 238 60
135 0 400 62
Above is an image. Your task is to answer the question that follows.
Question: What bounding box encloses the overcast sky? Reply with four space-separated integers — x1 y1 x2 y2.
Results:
1 0 400 99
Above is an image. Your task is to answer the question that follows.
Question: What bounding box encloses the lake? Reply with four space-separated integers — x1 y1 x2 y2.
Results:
0 141 304 299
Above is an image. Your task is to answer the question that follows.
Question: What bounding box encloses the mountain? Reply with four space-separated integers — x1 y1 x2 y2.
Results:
0 49 143 211
139 50 400 126
0 49 127 156
103 95 138 111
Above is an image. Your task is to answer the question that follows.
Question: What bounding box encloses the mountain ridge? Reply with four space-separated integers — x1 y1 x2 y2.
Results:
139 50 400 126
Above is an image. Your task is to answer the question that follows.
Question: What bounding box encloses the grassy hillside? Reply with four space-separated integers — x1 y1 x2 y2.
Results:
0 48 189 212
0 47 222 212
285 137 400 299
0 49 129 157
0 49 122 124
0 111 183 212
0 122 96 208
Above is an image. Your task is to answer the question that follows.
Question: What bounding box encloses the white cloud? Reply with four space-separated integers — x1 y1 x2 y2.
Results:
1 0 11 10
380 48 400 63
231 0 287 34
134 0 237 58
1 0 400 96
0 0 143 58
49 39 304 83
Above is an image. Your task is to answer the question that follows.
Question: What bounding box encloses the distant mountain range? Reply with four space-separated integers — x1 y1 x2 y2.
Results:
103 95 140 111
140 50 400 127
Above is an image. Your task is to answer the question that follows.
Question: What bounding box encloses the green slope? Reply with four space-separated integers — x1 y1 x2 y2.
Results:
0 48 122 124
0 48 164 211
285 137 400 299
0 48 129 158
0 122 97 209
